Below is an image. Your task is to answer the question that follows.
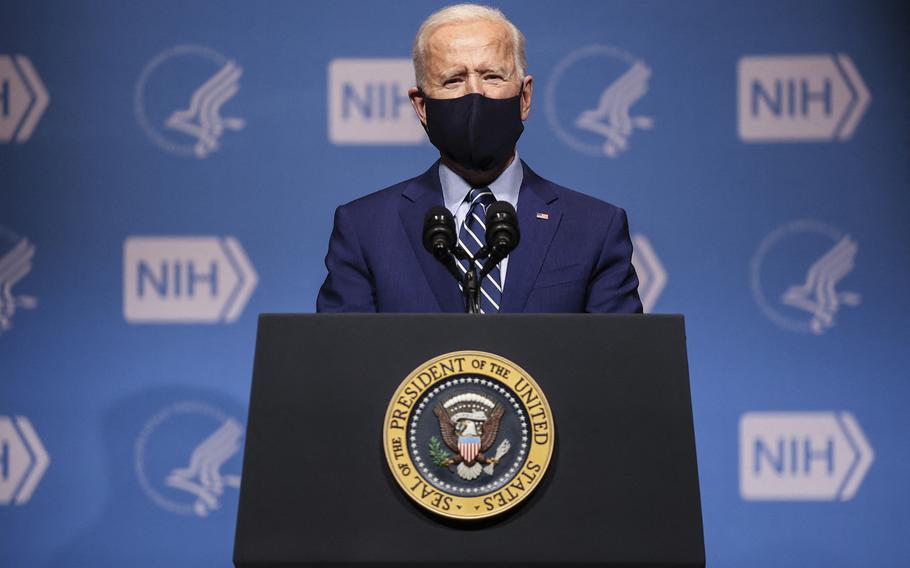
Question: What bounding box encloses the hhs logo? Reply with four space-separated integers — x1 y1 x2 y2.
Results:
0 416 50 506
135 402 242 517
751 220 860 334
123 236 257 324
328 58 424 145
0 227 38 334
545 45 653 158
738 54 870 142
0 54 49 143
740 412 873 501
134 45 245 158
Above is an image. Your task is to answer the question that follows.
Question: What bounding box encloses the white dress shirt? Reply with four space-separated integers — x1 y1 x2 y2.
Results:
438 152 523 289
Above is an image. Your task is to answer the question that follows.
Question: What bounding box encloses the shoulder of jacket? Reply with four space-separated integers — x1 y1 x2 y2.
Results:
525 164 624 219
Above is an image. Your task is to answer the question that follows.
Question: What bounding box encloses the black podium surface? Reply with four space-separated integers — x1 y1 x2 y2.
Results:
234 314 704 567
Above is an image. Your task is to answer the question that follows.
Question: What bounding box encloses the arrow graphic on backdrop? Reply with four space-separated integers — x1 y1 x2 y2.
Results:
739 411 874 501
631 234 666 313
0 416 50 505
0 55 49 143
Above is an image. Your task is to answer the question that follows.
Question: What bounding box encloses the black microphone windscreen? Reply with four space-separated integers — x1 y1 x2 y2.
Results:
485 201 520 251
485 201 516 223
422 206 456 253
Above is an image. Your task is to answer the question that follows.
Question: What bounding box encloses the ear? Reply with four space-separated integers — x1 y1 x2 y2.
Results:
520 75 533 121
409 87 428 127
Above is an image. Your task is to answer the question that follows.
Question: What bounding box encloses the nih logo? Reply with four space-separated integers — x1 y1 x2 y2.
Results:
740 412 873 501
738 54 870 142
123 236 257 324
328 58 424 145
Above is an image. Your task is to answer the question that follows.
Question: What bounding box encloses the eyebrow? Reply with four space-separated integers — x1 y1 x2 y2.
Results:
438 67 466 82
438 65 511 82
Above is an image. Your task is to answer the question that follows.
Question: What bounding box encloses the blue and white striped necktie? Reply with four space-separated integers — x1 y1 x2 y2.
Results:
457 187 503 313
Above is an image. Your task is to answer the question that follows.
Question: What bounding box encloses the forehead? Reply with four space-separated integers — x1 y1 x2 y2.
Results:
425 20 514 72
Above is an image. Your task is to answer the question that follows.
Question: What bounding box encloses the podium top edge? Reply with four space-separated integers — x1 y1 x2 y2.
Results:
256 313 685 320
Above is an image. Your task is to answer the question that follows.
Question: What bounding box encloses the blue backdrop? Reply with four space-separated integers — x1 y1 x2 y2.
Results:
2 1 909 566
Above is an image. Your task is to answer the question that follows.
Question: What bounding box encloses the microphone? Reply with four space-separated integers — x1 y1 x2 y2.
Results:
480 201 520 279
422 206 456 261
422 206 465 290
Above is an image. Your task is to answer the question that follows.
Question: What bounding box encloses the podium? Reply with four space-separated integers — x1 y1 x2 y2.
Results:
234 314 704 567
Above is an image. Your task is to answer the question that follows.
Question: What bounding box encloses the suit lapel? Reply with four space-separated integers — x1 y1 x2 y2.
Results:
500 162 562 313
399 162 465 312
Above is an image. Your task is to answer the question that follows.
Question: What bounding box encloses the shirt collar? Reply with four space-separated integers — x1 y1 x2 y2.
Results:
439 151 524 210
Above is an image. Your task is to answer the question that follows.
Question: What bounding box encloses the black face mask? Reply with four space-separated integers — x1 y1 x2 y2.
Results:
422 91 524 177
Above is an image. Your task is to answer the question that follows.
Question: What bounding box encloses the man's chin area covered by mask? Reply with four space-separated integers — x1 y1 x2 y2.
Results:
440 151 516 189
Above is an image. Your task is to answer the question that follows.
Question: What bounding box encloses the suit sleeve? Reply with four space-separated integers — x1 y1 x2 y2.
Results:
585 207 644 314
316 205 377 312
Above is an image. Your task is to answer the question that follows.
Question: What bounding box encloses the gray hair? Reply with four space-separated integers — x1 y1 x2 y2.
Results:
412 3 527 90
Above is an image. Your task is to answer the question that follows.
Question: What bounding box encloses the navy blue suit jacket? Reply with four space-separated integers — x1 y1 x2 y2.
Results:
317 160 642 313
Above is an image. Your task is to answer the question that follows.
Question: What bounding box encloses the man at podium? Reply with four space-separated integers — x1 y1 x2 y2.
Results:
317 3 642 314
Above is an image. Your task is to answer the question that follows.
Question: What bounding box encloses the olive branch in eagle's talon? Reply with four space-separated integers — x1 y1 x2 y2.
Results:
428 436 452 467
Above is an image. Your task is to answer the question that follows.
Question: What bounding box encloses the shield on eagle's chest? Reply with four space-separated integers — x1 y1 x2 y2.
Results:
459 436 481 463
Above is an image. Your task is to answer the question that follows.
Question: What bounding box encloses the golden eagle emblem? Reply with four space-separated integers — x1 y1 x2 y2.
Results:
430 392 511 480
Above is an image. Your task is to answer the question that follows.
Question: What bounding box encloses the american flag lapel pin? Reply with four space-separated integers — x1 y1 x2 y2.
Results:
536 212 549 220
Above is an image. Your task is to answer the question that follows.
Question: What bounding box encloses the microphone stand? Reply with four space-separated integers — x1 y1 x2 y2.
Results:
452 245 490 314
424 201 518 315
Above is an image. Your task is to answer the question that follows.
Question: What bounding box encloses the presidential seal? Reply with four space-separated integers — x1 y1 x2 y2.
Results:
383 351 555 520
